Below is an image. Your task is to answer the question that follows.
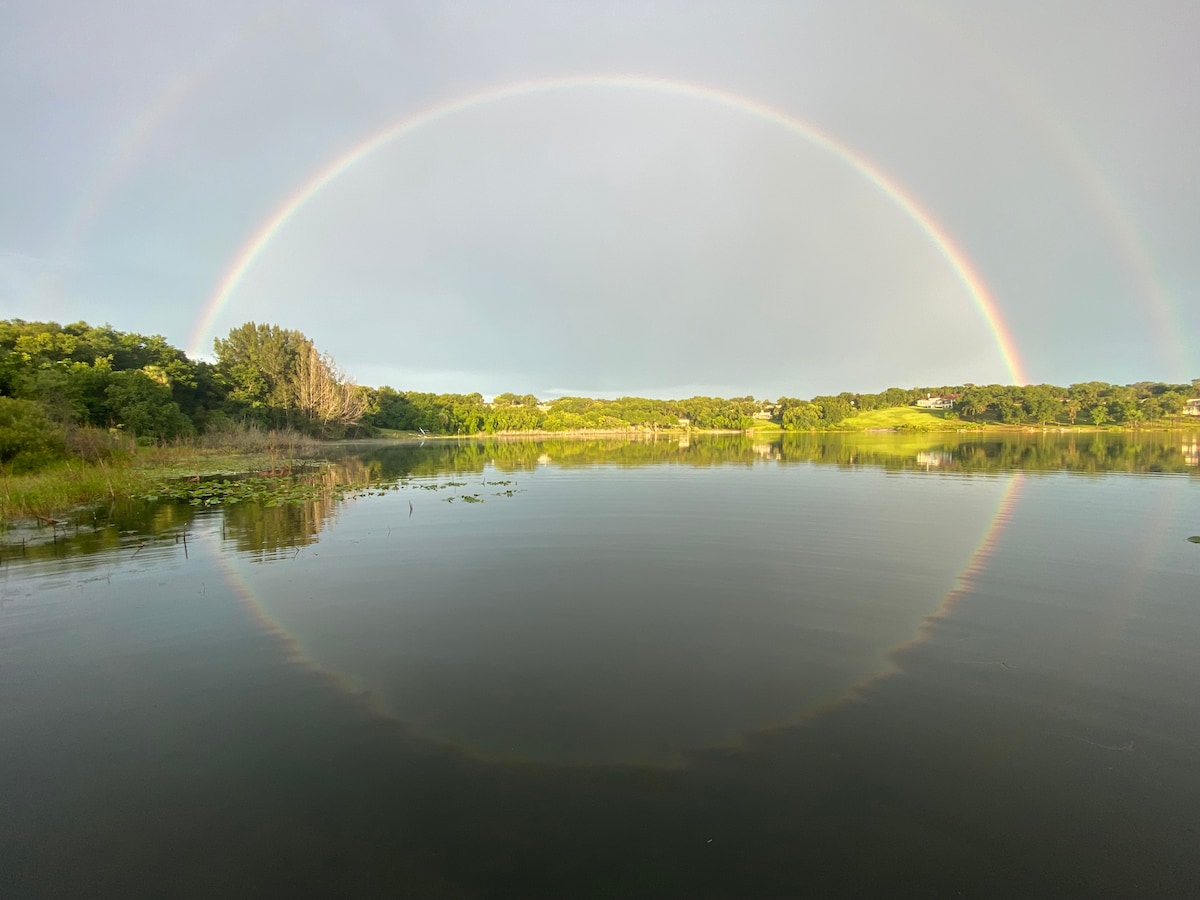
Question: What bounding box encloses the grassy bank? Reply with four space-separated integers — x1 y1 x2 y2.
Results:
1 430 325 526
821 407 1200 433
824 407 976 432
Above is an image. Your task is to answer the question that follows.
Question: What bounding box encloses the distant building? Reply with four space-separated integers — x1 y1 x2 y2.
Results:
1183 398 1200 416
747 402 780 421
915 394 956 410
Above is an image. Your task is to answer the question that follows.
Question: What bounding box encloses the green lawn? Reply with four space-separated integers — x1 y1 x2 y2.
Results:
829 406 979 432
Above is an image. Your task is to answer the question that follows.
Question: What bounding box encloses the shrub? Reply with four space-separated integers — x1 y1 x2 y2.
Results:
0 397 67 472
64 425 131 462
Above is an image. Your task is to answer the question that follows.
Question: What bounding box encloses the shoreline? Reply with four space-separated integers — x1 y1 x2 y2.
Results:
4 423 1199 526
375 422 1200 440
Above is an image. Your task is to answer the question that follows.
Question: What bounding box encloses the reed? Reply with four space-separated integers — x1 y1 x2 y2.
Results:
0 425 326 526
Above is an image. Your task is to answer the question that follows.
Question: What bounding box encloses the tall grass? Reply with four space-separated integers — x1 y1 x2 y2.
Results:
191 423 321 455
0 458 141 523
1 424 326 526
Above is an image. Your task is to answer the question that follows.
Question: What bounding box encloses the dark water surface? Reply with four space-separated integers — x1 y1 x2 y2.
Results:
3 433 1199 897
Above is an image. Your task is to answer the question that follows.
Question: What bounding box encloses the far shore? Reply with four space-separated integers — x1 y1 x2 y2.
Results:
4 420 1198 526
373 422 1200 441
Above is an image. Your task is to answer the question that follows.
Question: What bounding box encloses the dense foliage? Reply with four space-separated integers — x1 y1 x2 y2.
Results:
361 389 760 434
2 317 1198 475
0 397 67 472
0 319 366 450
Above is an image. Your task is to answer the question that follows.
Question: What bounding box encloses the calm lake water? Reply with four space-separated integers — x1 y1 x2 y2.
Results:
3 433 1199 897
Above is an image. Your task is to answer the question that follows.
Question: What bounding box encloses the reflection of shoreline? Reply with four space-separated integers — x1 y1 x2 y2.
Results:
4 432 1194 562
340 432 1200 479
374 428 746 440
229 458 1023 770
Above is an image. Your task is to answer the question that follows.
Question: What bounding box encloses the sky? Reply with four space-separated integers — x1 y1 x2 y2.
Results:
3 0 1197 400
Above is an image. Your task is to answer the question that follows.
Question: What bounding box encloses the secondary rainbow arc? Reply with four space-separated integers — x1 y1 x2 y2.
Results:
189 74 1028 385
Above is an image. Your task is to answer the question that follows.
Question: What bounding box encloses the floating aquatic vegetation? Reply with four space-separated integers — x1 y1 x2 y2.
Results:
144 472 377 508
138 466 508 514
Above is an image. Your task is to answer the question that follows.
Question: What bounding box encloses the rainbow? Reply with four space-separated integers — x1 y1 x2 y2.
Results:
189 74 1028 384
39 16 271 314
907 4 1188 378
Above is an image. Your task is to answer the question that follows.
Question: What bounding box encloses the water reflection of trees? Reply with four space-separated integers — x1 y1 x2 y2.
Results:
219 455 385 558
7 433 1195 563
774 432 1200 475
337 432 1200 479
0 499 198 566
220 497 335 558
340 435 767 479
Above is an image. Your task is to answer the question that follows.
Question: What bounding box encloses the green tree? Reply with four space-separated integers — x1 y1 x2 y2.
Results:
1063 396 1082 425
1111 398 1144 427
1160 391 1186 419
213 322 308 423
995 392 1025 424
0 397 67 471
105 371 193 441
813 395 854 424
782 401 822 430
1069 382 1104 411
212 322 365 434
1023 385 1062 425
960 386 996 420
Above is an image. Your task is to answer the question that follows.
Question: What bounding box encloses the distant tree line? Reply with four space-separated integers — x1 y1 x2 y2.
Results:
352 380 1200 433
362 389 760 434
949 381 1200 428
2 316 1198 473
772 382 1200 430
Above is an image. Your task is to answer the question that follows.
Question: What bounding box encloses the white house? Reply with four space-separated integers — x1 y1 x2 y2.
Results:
1184 398 1200 416
915 394 955 410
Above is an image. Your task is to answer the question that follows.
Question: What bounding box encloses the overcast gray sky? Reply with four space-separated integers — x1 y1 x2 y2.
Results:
3 0 1197 399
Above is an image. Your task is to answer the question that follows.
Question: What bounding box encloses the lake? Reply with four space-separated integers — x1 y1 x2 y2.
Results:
3 432 1199 897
